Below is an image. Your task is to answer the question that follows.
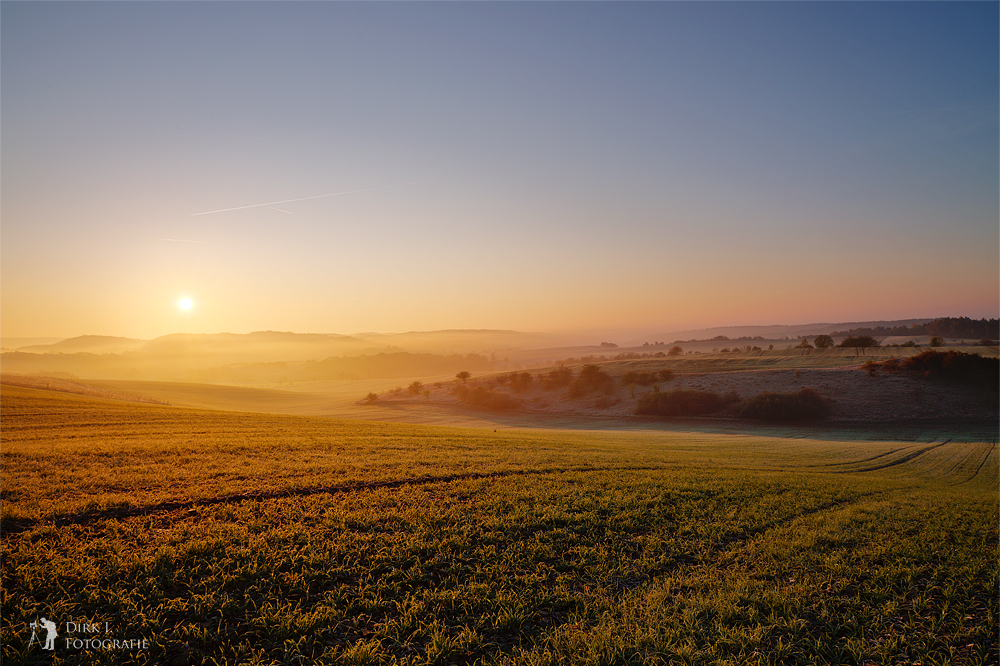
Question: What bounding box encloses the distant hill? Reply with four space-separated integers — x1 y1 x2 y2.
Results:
359 329 561 354
830 317 999 340
0 337 68 351
16 335 148 354
0 329 553 381
628 319 935 346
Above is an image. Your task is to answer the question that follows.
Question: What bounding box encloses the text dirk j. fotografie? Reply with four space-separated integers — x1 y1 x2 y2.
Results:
58 620 150 651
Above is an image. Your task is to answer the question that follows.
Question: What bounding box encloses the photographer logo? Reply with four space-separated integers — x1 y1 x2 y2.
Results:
27 617 149 652
28 617 58 650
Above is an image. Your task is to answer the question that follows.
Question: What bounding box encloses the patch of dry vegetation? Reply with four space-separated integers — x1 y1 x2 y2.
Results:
0 374 169 404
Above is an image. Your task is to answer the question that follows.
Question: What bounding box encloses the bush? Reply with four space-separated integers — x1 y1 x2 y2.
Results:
541 366 573 390
899 350 999 390
509 372 534 393
635 389 730 417
456 387 520 411
839 335 880 348
568 364 613 397
455 371 471 383
362 392 378 404
667 346 683 357
880 357 901 373
621 370 658 386
408 381 424 395
736 388 830 422
593 396 616 409
929 336 944 347
658 369 675 382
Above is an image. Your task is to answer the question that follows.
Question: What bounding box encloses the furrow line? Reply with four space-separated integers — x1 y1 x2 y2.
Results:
955 441 997 486
1 465 669 534
835 442 948 473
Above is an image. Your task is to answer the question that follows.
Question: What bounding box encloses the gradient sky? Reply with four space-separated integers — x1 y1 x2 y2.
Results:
3 2 997 339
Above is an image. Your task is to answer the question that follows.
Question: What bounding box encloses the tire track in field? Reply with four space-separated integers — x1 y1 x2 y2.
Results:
1 465 671 533
954 441 996 485
610 488 888 596
939 441 984 480
834 442 948 473
814 444 918 468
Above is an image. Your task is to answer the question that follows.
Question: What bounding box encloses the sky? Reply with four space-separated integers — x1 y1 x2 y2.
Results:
2 2 997 340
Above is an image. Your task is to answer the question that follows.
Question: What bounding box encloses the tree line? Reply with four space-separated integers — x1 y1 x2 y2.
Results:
831 317 999 340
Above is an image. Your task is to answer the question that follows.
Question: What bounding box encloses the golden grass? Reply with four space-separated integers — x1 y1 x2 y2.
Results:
2 387 996 664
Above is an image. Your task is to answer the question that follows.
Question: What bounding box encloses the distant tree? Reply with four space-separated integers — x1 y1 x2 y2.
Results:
510 372 534 393
568 364 613 397
838 335 880 348
455 371 471 383
813 335 834 349
667 346 683 357
796 338 814 349
362 392 378 404
929 336 944 347
408 380 424 395
600 342 618 348
541 365 573 390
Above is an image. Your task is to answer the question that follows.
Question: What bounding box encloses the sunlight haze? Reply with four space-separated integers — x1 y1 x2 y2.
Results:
2 2 997 339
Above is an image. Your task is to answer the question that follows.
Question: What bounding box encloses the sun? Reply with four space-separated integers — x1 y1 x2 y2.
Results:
178 297 193 311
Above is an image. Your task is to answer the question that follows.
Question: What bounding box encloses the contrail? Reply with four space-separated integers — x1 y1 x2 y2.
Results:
191 178 445 216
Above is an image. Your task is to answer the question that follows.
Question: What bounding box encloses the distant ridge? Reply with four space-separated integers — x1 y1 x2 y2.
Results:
629 319 935 345
15 335 147 354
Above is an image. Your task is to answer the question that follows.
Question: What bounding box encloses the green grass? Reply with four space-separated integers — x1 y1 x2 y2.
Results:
2 386 996 665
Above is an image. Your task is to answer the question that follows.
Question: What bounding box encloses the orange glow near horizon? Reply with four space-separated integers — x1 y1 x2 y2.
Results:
2 3 997 341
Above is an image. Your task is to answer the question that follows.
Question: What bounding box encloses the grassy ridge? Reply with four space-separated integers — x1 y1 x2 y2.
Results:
2 386 996 665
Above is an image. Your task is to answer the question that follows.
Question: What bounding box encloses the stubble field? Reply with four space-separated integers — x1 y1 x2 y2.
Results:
1 385 997 665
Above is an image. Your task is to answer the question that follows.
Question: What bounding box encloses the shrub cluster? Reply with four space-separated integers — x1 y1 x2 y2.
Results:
495 371 534 393
635 389 733 417
621 370 659 386
540 366 573 390
736 388 829 422
568 364 613 397
898 350 999 390
838 335 880 348
455 386 521 411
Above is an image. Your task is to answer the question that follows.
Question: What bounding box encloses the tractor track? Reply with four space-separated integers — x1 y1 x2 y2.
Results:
1 465 671 534
835 442 949 473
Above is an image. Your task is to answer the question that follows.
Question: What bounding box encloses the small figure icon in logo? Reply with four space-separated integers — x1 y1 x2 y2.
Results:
28 617 58 650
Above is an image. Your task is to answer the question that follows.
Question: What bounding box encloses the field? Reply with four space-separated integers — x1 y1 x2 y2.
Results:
2 385 997 665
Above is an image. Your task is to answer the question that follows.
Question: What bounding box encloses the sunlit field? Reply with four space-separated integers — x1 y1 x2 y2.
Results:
2 385 996 665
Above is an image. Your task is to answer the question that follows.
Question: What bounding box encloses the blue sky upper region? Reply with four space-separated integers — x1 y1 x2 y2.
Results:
2 2 997 338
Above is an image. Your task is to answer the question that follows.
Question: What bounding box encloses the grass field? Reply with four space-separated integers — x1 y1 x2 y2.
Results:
2 385 997 665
